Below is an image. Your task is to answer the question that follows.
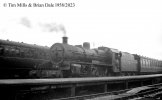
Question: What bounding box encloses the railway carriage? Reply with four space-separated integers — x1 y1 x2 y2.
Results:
134 55 162 75
0 39 50 78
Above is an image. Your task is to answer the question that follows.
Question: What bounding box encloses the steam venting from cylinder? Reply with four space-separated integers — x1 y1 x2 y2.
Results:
62 36 68 44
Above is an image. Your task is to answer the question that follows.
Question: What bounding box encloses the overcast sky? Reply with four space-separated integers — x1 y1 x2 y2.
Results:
0 0 162 60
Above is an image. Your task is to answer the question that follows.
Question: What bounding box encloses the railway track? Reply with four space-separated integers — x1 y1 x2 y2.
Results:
54 83 162 100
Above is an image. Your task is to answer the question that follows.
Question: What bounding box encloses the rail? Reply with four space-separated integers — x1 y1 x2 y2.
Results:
55 83 162 100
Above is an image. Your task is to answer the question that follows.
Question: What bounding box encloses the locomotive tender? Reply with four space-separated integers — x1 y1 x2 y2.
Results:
0 39 50 78
33 37 162 78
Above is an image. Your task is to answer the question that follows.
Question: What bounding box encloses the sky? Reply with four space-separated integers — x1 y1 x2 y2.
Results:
0 0 162 60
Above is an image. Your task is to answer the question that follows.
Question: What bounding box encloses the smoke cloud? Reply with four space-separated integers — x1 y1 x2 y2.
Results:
19 17 67 36
20 17 32 28
39 23 66 36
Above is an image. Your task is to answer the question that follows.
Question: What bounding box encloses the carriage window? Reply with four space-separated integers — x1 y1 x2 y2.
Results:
20 49 25 57
148 60 150 67
15 49 20 56
153 61 155 67
141 59 143 66
0 46 4 55
4 46 10 55
145 60 148 67
154 61 156 67
158 62 160 67
150 60 152 67
143 59 146 67
156 61 158 67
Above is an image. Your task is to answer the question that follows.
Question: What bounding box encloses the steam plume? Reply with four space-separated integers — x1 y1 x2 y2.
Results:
40 23 66 36
20 17 31 28
19 17 67 36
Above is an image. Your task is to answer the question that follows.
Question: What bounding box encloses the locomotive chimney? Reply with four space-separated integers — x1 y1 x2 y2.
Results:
62 36 68 44
83 42 90 49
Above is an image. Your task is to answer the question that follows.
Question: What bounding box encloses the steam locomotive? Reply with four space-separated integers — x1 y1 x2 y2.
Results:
0 39 50 78
32 37 162 78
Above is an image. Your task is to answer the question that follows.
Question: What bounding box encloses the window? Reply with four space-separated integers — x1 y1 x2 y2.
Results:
0 46 4 55
148 60 150 67
145 59 148 68
142 59 145 67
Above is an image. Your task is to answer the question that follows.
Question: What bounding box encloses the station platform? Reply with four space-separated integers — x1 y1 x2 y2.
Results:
0 74 162 85
0 74 162 99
